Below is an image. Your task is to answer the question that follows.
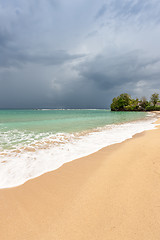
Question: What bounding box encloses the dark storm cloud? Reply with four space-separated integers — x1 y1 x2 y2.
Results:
0 47 85 68
0 0 85 68
77 52 160 91
0 0 160 108
77 52 159 90
41 51 160 109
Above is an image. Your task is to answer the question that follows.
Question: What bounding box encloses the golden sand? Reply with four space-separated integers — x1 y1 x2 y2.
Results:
0 119 160 240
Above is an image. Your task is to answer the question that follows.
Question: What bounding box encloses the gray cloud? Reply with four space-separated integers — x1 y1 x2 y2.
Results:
0 0 160 108
77 52 160 88
0 47 85 68
95 4 107 19
76 51 160 94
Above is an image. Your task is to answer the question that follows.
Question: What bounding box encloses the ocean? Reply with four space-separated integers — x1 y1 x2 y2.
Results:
0 109 157 188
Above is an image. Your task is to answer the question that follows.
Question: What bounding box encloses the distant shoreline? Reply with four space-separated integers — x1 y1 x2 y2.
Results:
0 108 108 110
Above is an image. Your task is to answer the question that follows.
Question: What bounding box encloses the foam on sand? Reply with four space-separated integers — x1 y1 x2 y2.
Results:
0 116 157 188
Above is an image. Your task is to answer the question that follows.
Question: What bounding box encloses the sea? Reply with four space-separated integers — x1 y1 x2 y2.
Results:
0 109 157 188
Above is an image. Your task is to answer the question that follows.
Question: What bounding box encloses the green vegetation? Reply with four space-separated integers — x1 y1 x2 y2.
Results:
150 93 159 106
111 93 160 111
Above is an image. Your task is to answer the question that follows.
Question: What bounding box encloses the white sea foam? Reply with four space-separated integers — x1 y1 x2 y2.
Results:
0 116 158 189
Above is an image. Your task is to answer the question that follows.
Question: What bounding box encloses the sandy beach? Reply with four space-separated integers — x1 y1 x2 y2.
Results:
0 118 160 240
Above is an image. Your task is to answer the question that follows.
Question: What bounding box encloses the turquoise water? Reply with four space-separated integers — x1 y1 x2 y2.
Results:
0 109 147 150
0 109 156 188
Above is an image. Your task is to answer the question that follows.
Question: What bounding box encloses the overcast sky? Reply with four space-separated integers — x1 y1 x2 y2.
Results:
0 0 160 108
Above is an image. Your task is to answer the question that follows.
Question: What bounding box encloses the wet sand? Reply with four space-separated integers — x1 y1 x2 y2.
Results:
0 118 160 240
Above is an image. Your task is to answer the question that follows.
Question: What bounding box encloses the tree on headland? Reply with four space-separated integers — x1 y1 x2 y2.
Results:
110 93 160 111
150 93 159 106
110 93 140 111
110 93 131 111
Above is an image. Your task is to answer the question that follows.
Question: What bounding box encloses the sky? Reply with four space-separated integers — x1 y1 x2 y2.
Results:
1 0 160 109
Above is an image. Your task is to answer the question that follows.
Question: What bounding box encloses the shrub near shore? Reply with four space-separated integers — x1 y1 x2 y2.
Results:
110 93 160 111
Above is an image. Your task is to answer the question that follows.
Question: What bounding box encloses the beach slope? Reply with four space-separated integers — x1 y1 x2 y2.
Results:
0 120 160 240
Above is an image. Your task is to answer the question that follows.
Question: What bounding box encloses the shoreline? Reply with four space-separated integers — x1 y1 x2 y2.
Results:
0 112 157 189
0 117 160 239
